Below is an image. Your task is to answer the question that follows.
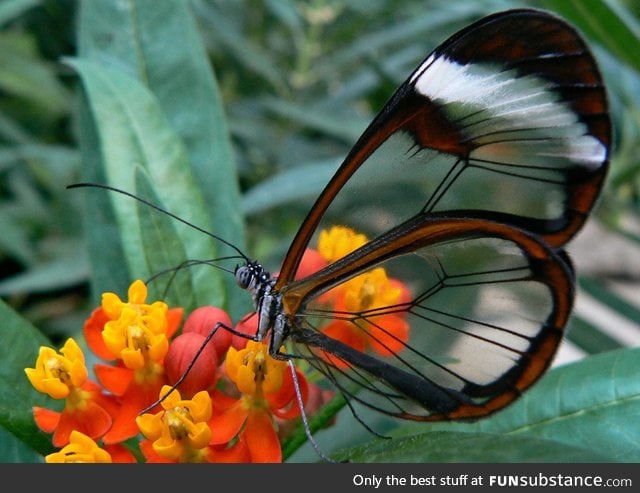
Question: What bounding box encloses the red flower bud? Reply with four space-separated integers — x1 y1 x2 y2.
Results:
165 332 218 398
182 306 233 360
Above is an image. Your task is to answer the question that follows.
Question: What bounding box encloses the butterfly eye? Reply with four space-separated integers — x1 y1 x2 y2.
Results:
235 265 253 289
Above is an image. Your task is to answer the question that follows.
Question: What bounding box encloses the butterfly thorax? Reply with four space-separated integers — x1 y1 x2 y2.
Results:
235 261 289 356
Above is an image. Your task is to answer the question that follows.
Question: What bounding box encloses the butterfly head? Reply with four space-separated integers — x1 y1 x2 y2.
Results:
235 261 272 291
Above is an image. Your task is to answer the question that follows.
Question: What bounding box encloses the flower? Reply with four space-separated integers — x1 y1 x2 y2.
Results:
30 224 385 462
318 226 368 263
136 386 213 463
209 340 307 463
25 338 115 447
45 430 113 463
294 247 328 280
25 338 88 399
314 227 411 363
100 279 176 369
83 279 183 444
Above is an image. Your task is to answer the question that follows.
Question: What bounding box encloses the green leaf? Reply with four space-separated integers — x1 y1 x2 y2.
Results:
568 315 624 354
68 58 224 311
0 298 58 458
542 0 640 71
134 169 197 310
580 276 640 325
396 347 640 462
0 248 88 295
0 426 43 463
74 92 131 301
76 0 244 315
0 32 70 118
194 1 288 92
0 0 40 26
262 97 366 143
337 431 610 463
312 4 488 80
243 158 341 215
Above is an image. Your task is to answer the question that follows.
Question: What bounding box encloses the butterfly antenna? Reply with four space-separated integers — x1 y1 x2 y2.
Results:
287 360 337 463
67 182 250 262
147 257 242 298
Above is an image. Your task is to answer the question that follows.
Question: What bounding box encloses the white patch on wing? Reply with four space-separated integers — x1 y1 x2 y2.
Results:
411 55 607 170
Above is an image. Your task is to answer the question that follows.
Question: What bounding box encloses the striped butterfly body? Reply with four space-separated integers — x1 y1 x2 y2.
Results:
235 8 610 421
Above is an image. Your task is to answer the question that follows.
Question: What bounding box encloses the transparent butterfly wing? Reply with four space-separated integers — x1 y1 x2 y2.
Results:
276 9 610 288
286 216 573 419
274 10 610 419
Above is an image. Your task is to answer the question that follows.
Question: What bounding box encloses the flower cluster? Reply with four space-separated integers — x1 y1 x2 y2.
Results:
26 226 410 462
314 226 411 367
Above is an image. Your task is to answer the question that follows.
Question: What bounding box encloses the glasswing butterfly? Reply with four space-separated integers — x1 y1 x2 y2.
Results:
236 8 610 421
76 8 610 425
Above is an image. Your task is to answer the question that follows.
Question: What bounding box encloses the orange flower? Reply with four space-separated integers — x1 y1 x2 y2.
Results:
314 227 411 363
83 280 183 444
209 340 307 463
30 231 366 462
137 386 213 463
100 279 179 368
45 430 113 463
25 339 116 447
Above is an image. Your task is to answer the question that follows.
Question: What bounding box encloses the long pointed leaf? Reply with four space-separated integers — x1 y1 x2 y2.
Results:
0 299 58 457
395 347 640 462
68 59 223 310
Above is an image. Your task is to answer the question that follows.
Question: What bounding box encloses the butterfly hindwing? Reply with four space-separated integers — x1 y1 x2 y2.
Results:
285 215 574 419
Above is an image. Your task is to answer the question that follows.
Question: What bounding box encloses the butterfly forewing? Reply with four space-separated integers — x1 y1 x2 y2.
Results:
273 9 610 420
276 9 610 286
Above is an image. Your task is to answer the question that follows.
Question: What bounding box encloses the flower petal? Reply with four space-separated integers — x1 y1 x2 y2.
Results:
103 443 137 463
32 407 60 433
187 422 212 450
294 248 328 280
136 412 164 441
320 320 366 369
94 363 133 396
139 439 175 463
154 435 183 460
52 401 112 447
244 409 281 463
46 431 112 463
209 438 251 463
102 383 162 444
209 399 248 445
127 279 148 304
367 315 409 356
270 369 307 420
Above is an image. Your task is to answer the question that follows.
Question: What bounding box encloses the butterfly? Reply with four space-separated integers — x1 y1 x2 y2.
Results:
76 8 611 424
241 8 611 421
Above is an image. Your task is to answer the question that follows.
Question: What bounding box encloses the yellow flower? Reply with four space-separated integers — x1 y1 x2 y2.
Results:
45 430 112 463
225 341 286 397
136 386 212 462
342 267 402 312
25 338 88 399
318 226 368 263
208 340 300 463
316 226 404 314
100 279 170 369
